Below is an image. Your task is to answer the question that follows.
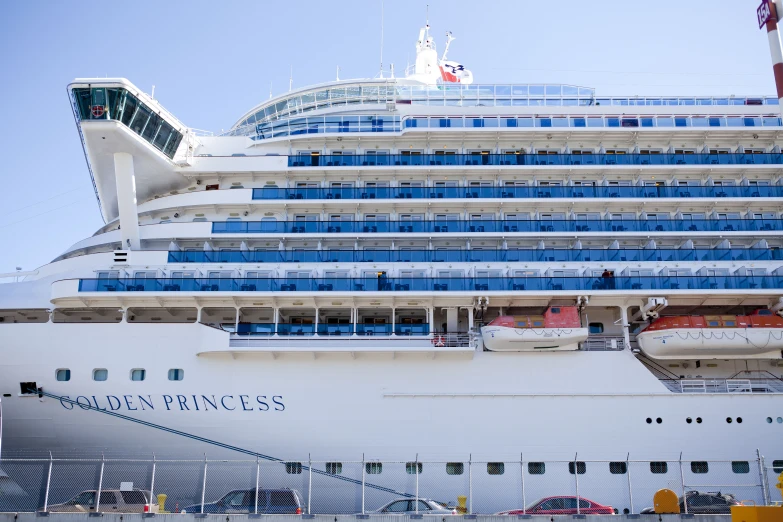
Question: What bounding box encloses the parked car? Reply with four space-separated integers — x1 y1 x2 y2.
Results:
44 489 158 513
372 498 457 515
181 488 305 514
640 491 741 515
497 496 615 515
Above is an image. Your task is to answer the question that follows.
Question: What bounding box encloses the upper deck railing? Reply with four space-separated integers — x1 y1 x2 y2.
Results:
227 79 779 137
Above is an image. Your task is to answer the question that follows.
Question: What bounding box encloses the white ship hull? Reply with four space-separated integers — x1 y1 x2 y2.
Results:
480 326 589 351
636 327 783 360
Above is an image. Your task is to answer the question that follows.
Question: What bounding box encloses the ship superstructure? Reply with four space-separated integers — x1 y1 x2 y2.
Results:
0 22 782 513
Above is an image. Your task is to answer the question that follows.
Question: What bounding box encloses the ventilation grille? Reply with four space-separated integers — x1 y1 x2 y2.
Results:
113 250 129 264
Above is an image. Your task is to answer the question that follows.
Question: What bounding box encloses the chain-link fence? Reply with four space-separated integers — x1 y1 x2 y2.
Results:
0 455 775 514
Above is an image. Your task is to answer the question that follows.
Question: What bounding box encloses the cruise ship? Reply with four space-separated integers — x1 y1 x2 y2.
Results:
1 21 783 513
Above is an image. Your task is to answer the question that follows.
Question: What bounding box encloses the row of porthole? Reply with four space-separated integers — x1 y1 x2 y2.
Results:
55 368 184 382
647 417 752 424
288 460 783 476
766 417 783 423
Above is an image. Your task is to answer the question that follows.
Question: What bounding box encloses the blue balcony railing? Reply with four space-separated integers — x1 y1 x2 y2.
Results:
78 275 783 293
168 248 783 264
253 184 783 201
286 153 783 168
212 218 783 235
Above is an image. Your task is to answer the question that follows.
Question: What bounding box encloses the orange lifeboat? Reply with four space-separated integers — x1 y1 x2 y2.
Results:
636 309 783 360
480 306 588 351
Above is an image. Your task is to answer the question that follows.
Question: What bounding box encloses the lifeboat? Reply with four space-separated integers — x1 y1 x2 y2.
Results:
481 306 589 351
636 309 783 360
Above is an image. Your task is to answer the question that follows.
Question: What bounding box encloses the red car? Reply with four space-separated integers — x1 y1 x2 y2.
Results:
497 496 615 515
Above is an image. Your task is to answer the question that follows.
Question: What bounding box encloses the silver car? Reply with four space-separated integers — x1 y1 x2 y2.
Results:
373 498 456 515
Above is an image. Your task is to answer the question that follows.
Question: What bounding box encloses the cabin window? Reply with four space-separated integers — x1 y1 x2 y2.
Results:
446 463 464 475
532 320 543 327
550 307 560 313
56 369 71 382
130 369 146 381
568 461 586 475
610 462 627 474
326 462 342 475
487 463 505 475
406 462 423 474
773 460 783 473
168 369 184 381
589 323 604 334
285 462 302 474
691 462 709 474
731 461 750 474
366 462 383 474
650 462 668 474
528 462 545 475
93 369 108 381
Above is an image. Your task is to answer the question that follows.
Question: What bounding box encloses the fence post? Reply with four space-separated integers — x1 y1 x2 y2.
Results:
520 453 526 515
149 454 157 510
308 454 312 515
255 457 260 515
43 452 53 512
200 455 208 514
626 453 634 514
95 454 105 512
678 453 687 514
468 454 472 515
757 449 770 505
361 453 365 515
574 453 580 515
415 454 419 514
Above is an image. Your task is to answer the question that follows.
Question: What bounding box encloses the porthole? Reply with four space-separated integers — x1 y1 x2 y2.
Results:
366 462 382 475
777 417 782 424
168 369 184 381
406 462 423 474
487 462 505 475
646 418 652 424
130 369 146 381
650 462 668 474
686 417 692 424
726 417 733 423
732 461 750 474
767 417 773 424
696 417 702 423
446 463 464 475
656 417 662 424
528 462 545 475
93 369 108 381
325 462 342 475
55 369 71 382
737 417 742 424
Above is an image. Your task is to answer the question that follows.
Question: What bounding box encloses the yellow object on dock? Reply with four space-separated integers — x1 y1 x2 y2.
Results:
652 488 680 514
730 505 783 522
456 495 467 514
157 493 167 514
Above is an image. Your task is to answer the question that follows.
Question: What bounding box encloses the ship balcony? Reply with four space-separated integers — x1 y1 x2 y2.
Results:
253 184 783 200
168 247 783 264
212 217 783 235
660 378 783 394
68 274 783 297
285 152 783 168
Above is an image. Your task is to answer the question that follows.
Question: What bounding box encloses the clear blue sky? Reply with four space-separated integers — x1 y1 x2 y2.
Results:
0 0 775 274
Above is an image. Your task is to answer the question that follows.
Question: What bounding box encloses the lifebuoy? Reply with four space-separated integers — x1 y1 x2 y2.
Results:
431 335 446 347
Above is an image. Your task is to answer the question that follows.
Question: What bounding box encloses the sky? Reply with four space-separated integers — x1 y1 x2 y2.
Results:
0 0 777 274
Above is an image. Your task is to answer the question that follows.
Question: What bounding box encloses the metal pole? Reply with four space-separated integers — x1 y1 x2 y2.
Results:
678 453 688 514
468 454 472 515
43 452 53 512
200 455 208 514
149 454 157 510
308 454 312 515
255 457 260 515
520 453 526 515
96 454 105 512
574 453 580 515
626 453 634 514
361 454 365 515
415 454 419 514
757 449 770 505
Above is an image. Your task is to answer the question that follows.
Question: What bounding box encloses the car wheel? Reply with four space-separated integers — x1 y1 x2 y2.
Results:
613 508 619 514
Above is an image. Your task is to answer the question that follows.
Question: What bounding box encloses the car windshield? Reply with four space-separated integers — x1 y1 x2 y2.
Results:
68 492 95 505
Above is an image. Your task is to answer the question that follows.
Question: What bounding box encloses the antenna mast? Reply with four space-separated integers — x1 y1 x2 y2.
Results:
289 66 293 91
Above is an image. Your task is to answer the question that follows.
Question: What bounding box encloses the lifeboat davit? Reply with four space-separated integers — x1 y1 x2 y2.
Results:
481 306 589 351
636 309 783 360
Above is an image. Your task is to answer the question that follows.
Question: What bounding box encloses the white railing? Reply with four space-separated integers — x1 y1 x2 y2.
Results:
228 333 474 350
581 335 625 351
663 378 783 394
